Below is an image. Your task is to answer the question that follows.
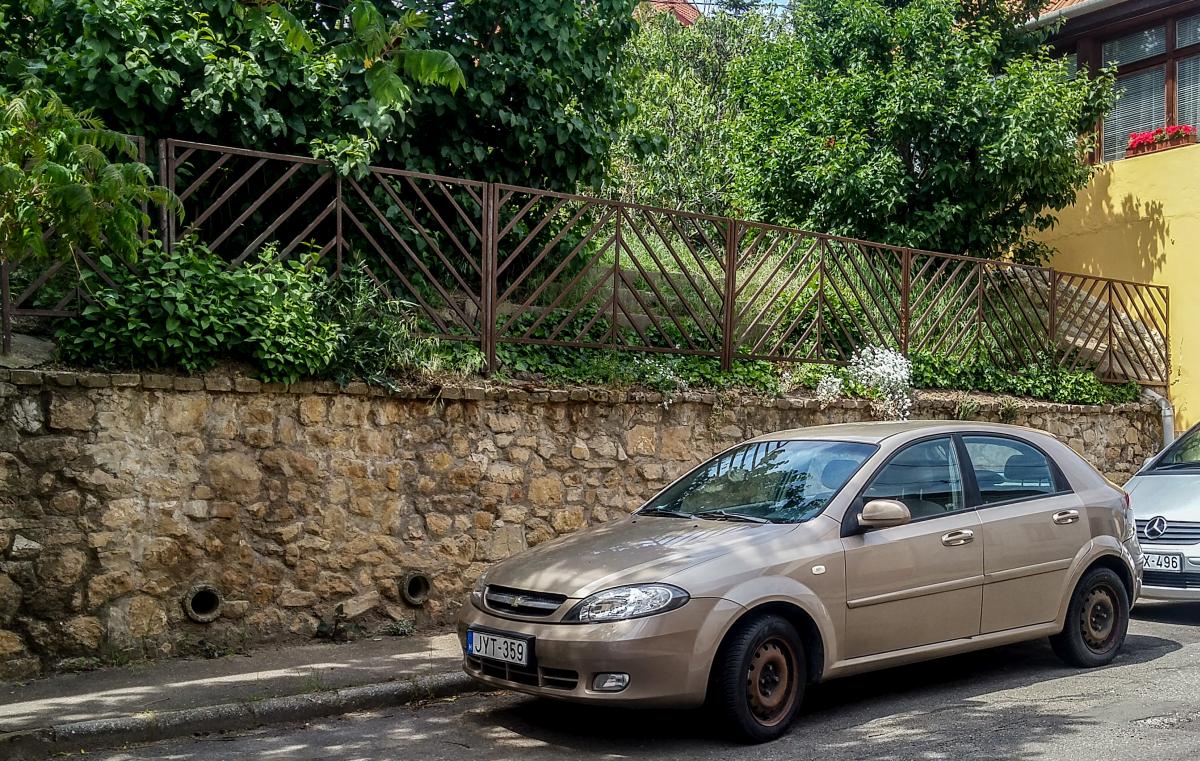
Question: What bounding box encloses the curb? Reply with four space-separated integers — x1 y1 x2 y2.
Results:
0 671 485 759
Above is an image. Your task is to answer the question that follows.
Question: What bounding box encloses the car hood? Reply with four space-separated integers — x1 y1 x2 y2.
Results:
482 516 795 599
1126 473 1200 520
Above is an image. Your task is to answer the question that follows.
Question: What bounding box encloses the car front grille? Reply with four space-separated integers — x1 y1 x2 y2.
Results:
465 655 579 690
1136 519 1200 545
483 585 567 617
1142 570 1200 589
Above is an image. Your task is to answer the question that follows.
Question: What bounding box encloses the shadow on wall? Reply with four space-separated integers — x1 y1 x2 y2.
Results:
1047 165 1170 283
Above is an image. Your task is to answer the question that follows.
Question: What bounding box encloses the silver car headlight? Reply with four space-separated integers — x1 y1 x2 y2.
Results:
563 584 689 623
470 575 487 609
1122 491 1136 541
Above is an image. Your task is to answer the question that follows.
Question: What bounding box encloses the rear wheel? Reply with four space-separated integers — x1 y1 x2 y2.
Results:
710 614 805 743
1050 567 1130 667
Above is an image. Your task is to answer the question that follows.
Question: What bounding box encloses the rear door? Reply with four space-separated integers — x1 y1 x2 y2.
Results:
841 436 984 658
962 434 1089 633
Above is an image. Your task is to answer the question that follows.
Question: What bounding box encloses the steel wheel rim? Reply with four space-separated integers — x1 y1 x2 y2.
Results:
745 636 799 726
1080 583 1119 653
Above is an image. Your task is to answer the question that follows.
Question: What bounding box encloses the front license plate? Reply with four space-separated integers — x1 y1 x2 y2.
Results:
1145 552 1183 572
466 629 529 666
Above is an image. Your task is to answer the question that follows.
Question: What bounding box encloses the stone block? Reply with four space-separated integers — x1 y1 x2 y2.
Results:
487 461 525 485
9 535 43 559
88 572 135 606
206 452 263 500
278 589 318 608
339 590 380 619
625 425 657 456
49 396 95 431
12 397 43 433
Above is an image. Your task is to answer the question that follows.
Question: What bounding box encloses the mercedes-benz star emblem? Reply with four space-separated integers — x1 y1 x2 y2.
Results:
1145 515 1169 540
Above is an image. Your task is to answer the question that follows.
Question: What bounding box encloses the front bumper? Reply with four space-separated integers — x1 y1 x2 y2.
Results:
457 596 742 707
1138 542 1200 601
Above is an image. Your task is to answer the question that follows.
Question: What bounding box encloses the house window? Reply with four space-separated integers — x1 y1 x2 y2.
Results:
1102 25 1166 66
1179 12 1200 48
1093 11 1200 161
1104 68 1166 161
1180 53 1200 128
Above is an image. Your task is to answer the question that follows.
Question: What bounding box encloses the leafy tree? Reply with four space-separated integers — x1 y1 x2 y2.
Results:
729 0 1114 262
0 85 173 267
606 9 770 215
0 0 640 190
0 0 463 171
392 0 640 189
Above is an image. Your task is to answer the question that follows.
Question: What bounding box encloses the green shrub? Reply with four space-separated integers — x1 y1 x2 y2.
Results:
58 238 337 382
317 264 439 388
908 351 1140 405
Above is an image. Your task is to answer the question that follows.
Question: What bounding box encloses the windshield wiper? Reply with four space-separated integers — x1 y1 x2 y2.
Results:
637 507 693 519
695 509 771 524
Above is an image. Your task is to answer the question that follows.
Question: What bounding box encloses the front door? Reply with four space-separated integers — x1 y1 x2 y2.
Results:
842 436 984 658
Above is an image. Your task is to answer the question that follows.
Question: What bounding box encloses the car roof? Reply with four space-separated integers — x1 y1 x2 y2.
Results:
748 420 1048 445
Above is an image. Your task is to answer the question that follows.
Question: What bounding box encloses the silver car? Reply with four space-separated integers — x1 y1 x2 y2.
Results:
1127 423 1200 600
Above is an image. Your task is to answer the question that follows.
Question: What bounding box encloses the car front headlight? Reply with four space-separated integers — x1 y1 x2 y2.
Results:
564 584 689 623
470 575 487 609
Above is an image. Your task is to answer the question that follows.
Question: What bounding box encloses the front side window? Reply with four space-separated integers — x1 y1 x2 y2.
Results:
963 436 1058 504
862 437 965 520
641 439 876 524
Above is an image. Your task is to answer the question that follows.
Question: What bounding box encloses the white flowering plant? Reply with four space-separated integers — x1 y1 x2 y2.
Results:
847 345 913 420
815 374 844 406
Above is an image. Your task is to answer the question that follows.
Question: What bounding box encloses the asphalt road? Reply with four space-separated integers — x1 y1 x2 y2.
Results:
86 602 1200 761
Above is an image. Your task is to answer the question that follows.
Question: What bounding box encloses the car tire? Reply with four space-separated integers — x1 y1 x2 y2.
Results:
1050 566 1130 668
710 614 806 743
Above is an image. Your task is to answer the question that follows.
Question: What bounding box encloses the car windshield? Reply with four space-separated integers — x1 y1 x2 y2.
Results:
639 439 876 524
1151 426 1200 470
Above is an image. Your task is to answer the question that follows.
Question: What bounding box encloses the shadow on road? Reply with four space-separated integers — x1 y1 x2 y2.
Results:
478 632 1182 758
81 629 1186 760
1132 601 1200 627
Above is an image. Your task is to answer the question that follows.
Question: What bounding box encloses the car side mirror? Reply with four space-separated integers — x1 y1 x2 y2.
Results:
858 499 911 529
1143 455 1156 469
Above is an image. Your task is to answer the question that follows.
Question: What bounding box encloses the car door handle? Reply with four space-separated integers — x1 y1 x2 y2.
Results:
1052 510 1080 525
941 529 974 547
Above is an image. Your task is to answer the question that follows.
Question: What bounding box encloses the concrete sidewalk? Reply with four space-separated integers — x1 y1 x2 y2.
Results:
0 631 476 758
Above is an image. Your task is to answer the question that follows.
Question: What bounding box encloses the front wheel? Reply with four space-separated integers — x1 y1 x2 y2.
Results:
710 614 806 743
1050 567 1130 667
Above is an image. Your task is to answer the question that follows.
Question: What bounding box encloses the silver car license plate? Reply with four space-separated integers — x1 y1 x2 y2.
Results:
467 629 529 666
1145 552 1183 572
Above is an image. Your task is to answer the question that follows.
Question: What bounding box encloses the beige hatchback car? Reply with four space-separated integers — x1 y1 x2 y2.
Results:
459 421 1141 742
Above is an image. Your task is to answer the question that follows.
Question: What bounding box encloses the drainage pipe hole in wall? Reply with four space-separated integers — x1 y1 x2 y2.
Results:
402 571 432 606
183 584 223 623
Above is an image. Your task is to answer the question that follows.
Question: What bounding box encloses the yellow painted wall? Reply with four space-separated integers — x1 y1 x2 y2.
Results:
1038 142 1200 429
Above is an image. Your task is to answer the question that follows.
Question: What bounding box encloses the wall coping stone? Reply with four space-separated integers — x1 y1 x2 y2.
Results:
0 368 1158 416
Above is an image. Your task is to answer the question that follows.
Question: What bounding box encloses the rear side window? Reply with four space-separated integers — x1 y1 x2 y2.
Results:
963 436 1057 504
862 437 965 519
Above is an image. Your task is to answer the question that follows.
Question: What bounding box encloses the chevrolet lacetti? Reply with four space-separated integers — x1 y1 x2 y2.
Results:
458 421 1142 742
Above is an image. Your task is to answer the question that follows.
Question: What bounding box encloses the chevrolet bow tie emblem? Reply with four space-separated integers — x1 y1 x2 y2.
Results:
1145 515 1169 540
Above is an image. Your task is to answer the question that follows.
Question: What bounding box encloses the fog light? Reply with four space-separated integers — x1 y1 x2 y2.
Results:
592 673 630 692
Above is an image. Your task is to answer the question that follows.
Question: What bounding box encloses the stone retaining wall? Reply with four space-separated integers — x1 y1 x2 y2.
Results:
0 369 1161 677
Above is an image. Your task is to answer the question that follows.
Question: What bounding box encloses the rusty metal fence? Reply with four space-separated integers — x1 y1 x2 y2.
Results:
1 138 1172 386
